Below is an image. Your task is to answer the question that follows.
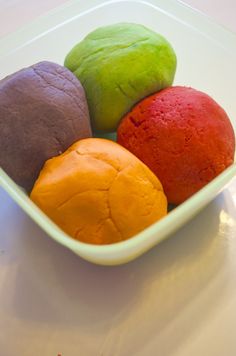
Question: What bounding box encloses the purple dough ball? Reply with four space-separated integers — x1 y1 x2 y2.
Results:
0 61 92 191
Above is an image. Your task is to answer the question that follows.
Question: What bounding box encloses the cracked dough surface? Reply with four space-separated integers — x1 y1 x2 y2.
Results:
117 86 235 204
0 61 91 191
30 138 167 245
64 23 177 132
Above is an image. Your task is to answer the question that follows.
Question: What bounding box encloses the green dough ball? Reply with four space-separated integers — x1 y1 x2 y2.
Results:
64 23 177 132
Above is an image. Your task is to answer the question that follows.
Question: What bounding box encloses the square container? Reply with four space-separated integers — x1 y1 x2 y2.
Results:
0 0 236 265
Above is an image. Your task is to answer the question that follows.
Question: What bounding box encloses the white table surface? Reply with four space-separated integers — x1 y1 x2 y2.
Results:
0 1 236 355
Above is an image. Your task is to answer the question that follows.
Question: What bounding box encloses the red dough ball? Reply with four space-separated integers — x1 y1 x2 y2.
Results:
117 86 235 204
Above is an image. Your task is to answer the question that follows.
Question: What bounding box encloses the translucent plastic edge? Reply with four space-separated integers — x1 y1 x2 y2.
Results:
0 0 236 59
1 164 236 263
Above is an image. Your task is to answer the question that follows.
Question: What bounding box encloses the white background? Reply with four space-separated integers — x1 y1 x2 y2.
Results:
0 1 236 355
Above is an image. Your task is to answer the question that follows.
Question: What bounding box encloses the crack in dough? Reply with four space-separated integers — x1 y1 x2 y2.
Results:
72 37 150 71
75 149 122 172
107 190 123 239
32 67 87 117
115 82 133 100
57 188 109 210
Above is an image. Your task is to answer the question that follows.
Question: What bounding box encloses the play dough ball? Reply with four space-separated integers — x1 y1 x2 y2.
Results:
64 23 177 132
30 138 167 245
0 61 91 191
117 86 235 204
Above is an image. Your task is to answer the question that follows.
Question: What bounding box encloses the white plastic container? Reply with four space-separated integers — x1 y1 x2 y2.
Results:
0 0 236 265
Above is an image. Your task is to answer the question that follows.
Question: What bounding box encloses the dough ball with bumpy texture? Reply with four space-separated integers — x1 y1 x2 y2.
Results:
64 23 177 132
0 61 92 191
30 138 167 245
117 86 235 204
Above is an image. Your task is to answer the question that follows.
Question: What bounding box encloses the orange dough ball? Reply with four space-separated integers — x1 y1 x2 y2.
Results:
30 138 167 245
